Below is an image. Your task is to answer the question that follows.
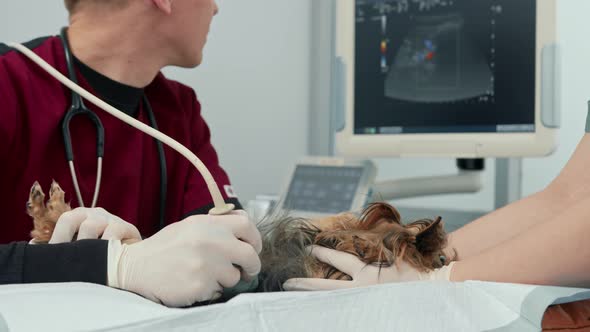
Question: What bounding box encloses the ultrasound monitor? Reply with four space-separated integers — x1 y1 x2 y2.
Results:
335 0 560 157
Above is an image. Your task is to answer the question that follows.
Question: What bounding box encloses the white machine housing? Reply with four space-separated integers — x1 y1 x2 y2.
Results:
275 157 377 218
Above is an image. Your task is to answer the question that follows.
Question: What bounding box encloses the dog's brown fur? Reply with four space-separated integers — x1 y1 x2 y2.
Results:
26 181 451 292
312 203 447 278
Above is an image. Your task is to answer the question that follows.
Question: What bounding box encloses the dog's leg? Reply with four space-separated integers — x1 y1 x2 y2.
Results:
26 181 71 243
47 180 71 221
27 182 51 242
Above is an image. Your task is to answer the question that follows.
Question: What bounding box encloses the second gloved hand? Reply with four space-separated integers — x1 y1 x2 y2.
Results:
283 246 455 291
107 212 262 307
49 207 142 244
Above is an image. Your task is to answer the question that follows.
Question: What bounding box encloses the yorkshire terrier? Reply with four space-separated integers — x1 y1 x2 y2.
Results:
26 181 452 292
257 202 452 291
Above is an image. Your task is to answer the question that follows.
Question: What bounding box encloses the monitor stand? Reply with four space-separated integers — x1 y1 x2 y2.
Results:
495 158 523 209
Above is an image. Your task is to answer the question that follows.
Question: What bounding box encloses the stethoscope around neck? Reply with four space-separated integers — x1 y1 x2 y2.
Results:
60 27 105 210
7 29 235 225
59 27 169 231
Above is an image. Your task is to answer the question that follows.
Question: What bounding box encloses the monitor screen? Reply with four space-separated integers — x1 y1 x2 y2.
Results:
354 0 537 135
283 165 364 214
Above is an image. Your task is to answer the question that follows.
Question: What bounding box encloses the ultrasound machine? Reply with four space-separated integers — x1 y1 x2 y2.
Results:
250 0 560 231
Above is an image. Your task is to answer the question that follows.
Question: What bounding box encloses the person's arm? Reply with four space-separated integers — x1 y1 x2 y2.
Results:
0 241 108 285
450 193 590 287
446 134 590 261
0 243 26 284
445 186 568 260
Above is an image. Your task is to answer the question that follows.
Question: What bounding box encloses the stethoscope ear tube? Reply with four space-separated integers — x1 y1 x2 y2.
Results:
62 108 77 162
86 111 105 159
60 27 82 107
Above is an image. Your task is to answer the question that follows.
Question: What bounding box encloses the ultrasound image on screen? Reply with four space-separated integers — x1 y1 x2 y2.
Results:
354 0 536 134
384 13 492 102
283 166 363 214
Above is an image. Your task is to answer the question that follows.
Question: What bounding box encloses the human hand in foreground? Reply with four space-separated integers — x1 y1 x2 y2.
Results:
107 211 262 307
49 207 142 244
283 246 455 291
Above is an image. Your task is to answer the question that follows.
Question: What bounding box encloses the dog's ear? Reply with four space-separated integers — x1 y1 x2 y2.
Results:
358 202 402 230
415 217 442 238
414 217 446 259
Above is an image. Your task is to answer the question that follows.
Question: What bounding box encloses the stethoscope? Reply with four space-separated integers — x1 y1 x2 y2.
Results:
59 27 168 231
7 32 235 223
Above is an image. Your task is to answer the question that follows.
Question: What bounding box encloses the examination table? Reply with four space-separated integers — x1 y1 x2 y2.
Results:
1 281 590 332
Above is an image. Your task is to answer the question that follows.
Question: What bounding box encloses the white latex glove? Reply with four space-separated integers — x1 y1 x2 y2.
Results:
49 207 141 244
107 211 262 307
283 245 455 291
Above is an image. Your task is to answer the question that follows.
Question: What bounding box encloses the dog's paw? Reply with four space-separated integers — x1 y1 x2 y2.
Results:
26 181 47 219
47 180 71 219
27 181 71 243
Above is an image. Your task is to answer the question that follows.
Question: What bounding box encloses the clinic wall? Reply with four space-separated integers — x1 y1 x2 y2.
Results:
378 0 590 213
164 0 312 203
0 1 312 205
4 1 588 214
0 3 69 39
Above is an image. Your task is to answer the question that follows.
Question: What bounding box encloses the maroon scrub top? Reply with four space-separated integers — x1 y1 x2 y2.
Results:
0 36 240 242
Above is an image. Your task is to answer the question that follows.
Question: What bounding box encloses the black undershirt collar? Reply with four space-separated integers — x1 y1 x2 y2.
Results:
73 57 143 117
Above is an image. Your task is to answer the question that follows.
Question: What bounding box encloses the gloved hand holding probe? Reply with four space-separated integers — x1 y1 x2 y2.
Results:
107 212 262 307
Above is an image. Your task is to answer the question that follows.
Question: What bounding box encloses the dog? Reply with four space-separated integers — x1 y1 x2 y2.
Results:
257 202 451 291
26 181 452 292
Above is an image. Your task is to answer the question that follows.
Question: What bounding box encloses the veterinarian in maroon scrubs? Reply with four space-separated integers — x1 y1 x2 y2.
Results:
0 0 262 307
